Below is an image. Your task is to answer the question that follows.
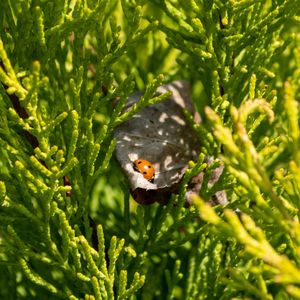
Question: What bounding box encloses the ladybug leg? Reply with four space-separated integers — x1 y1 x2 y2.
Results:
150 177 154 183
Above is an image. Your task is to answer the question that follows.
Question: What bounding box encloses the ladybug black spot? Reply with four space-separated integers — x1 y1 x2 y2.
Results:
148 165 152 168
143 171 147 174
137 161 142 164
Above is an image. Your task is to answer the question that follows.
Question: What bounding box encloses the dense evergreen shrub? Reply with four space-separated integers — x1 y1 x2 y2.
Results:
1 1 300 299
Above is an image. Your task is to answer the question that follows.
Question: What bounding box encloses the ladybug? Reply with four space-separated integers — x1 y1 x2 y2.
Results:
133 159 155 183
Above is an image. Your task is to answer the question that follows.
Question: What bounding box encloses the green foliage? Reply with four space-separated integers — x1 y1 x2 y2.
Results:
0 0 300 299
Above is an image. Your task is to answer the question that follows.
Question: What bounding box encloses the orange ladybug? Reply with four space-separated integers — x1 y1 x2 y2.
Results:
133 159 155 183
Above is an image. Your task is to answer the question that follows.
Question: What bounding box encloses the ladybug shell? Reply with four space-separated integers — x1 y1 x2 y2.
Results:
133 159 155 182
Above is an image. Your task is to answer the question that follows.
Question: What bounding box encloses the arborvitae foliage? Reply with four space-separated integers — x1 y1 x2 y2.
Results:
0 1 300 299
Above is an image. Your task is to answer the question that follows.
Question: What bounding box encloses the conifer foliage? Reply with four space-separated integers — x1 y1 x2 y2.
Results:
1 1 300 299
